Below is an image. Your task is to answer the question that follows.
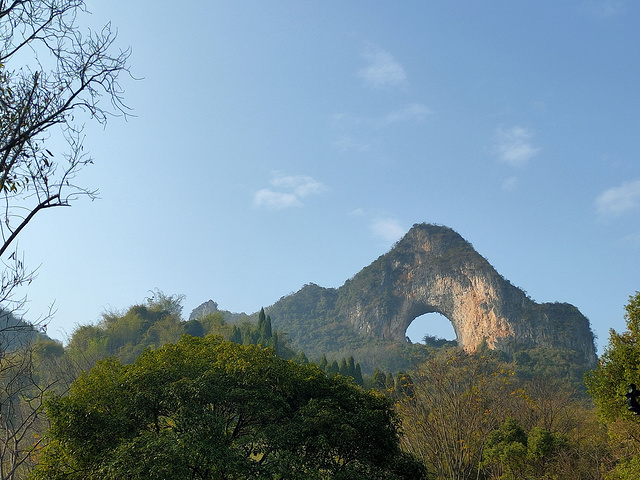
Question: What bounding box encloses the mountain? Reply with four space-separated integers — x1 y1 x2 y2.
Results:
266 224 596 367
191 223 597 371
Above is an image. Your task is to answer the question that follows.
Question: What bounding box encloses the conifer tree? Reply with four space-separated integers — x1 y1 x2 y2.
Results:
328 360 339 375
264 314 273 340
230 326 242 344
354 363 364 386
258 307 266 333
339 358 348 376
347 356 356 377
319 354 328 371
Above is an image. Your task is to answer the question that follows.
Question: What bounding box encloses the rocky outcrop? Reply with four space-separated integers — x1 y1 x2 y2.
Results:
266 224 597 367
188 300 219 321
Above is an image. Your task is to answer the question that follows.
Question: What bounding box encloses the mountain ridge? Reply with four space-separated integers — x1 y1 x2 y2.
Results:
192 223 597 369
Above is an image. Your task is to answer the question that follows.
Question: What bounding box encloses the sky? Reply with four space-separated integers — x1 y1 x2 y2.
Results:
11 1 640 354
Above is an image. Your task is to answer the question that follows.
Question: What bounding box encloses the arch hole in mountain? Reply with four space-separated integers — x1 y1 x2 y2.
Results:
405 312 458 346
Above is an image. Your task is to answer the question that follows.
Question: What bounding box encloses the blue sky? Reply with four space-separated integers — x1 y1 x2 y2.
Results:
13 1 640 353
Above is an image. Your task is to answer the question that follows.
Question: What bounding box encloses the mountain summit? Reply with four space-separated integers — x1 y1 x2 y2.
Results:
263 223 596 367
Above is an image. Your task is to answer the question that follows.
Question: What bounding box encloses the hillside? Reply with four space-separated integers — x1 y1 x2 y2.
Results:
240 224 594 368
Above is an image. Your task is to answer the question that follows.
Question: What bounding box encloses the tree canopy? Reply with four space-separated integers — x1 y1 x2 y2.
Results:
30 335 425 480
586 291 640 479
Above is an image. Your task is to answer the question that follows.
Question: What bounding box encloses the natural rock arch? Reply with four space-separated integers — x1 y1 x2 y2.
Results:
241 223 597 368
406 311 457 343
333 224 596 365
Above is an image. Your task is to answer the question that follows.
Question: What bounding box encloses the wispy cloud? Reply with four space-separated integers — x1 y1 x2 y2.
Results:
332 134 371 153
254 172 325 210
383 104 433 125
502 176 519 192
621 232 640 247
333 103 431 130
493 126 541 167
331 103 431 152
358 45 407 89
370 217 405 243
595 178 640 217
582 0 626 18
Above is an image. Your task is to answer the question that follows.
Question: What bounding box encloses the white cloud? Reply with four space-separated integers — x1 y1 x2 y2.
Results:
494 126 540 167
270 172 325 198
254 190 301 209
502 176 519 192
595 178 640 217
383 103 433 125
582 0 625 18
334 104 431 130
331 104 431 152
254 172 325 210
332 135 371 153
370 218 405 243
358 45 406 89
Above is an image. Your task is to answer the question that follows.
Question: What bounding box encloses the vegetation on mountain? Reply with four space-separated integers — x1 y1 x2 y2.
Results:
30 336 426 480
66 292 299 368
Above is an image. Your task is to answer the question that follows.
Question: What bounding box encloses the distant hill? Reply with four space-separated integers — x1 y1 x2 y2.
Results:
0 310 44 351
192 223 597 373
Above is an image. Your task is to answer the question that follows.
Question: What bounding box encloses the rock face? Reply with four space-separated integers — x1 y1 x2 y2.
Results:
188 300 219 321
267 224 597 367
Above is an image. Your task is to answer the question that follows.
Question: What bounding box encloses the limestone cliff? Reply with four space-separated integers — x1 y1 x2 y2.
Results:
266 224 597 368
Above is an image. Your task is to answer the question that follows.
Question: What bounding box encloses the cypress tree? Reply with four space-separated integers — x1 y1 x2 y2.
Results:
264 314 272 339
319 354 328 371
327 360 339 375
230 326 242 344
347 356 356 377
258 307 266 333
354 363 364 386
339 358 348 376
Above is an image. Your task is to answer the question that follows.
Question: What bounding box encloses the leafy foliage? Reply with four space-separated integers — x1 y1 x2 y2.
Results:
482 417 570 479
585 292 640 479
31 336 426 480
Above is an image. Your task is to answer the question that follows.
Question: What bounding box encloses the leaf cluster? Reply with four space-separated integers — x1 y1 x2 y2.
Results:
31 336 426 479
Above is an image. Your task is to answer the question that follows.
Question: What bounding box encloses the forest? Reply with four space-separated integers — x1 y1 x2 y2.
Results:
0 290 635 479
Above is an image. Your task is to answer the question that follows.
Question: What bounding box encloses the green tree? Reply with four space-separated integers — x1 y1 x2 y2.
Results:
339 357 348 376
319 354 328 371
264 314 273 339
372 368 387 390
354 362 364 386
586 292 640 479
327 359 339 375
31 336 426 480
482 417 569 480
483 417 528 479
229 325 242 344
